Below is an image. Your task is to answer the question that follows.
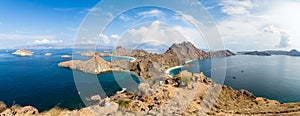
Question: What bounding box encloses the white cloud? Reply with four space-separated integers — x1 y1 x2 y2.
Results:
118 14 131 21
138 9 164 18
30 39 63 45
99 34 110 44
110 34 120 39
77 40 97 45
264 25 290 48
118 21 207 48
219 0 253 15
217 0 300 50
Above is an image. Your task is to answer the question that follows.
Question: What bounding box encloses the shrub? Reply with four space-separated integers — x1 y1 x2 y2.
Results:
119 100 131 107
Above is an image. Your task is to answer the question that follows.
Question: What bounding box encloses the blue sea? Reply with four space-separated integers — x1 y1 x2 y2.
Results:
0 49 140 111
170 55 300 103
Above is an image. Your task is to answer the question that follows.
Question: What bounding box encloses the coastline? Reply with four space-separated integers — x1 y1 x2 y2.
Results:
165 65 184 77
106 55 136 62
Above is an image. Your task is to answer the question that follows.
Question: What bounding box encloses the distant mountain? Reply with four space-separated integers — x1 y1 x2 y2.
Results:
164 41 209 63
209 50 236 57
239 49 300 56
288 49 300 56
239 51 271 56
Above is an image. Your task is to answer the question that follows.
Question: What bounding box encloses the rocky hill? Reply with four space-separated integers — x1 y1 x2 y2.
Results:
209 50 236 57
164 41 209 63
289 49 300 56
58 56 114 74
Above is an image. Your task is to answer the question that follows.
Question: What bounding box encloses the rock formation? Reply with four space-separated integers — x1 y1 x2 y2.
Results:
45 53 52 56
58 55 114 74
12 49 33 56
209 50 236 57
164 41 209 63
81 50 98 57
111 46 132 56
0 104 39 116
61 55 71 58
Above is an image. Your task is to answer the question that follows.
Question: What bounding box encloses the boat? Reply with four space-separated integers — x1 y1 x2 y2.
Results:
103 50 109 53
116 88 127 94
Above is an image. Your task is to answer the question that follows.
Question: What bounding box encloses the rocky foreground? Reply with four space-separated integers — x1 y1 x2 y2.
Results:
1 71 300 116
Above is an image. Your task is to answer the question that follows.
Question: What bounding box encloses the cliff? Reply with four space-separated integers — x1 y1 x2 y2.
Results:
58 56 113 74
12 49 34 56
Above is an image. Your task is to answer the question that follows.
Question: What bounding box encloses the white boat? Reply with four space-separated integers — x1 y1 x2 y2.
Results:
116 88 127 94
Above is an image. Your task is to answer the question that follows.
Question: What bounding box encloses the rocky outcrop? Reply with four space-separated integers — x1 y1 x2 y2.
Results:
12 49 33 56
81 51 104 57
0 105 39 116
109 71 300 115
58 56 114 74
45 53 52 56
61 55 71 58
112 46 132 56
209 50 236 57
81 50 96 57
164 41 209 63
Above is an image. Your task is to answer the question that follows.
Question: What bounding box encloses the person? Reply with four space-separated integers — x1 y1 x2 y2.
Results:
99 100 105 107
192 82 195 89
159 81 163 86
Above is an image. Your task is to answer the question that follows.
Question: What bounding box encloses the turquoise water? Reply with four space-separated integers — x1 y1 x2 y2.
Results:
0 49 140 111
169 55 300 103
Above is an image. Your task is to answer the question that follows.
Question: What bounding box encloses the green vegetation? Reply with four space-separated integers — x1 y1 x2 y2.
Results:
181 76 191 86
119 100 131 107
144 75 152 80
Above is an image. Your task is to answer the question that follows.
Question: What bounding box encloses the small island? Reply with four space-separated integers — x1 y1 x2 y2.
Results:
61 55 71 59
12 49 34 56
45 53 52 56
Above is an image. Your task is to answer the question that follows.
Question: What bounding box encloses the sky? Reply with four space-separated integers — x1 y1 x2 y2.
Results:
0 0 300 51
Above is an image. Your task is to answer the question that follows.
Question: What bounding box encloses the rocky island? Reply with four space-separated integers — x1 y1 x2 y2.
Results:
239 49 300 56
61 55 71 59
12 49 34 56
58 55 117 74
